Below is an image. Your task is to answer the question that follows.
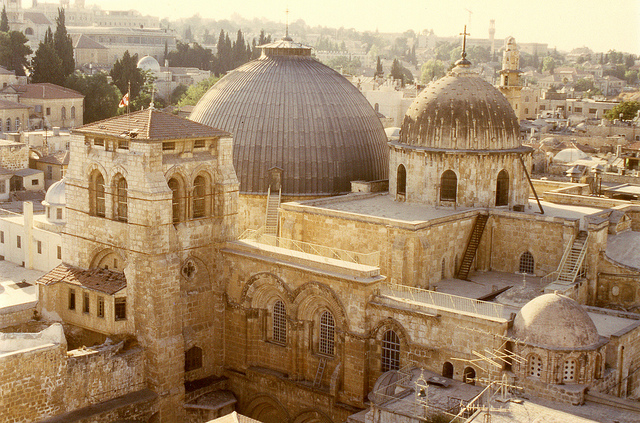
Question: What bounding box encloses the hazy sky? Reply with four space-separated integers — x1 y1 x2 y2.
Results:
86 0 639 54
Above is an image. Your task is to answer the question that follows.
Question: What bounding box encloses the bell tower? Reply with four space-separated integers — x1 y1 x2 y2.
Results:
499 37 524 120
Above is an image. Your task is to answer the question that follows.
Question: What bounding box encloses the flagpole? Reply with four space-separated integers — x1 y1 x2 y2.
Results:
127 81 131 134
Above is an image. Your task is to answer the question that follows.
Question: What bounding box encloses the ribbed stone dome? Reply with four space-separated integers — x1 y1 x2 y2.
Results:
189 38 388 195
43 178 65 207
399 65 520 151
513 293 600 349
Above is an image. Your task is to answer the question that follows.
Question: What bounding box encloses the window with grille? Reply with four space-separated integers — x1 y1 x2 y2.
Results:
519 251 534 274
91 171 106 217
319 311 335 356
496 169 509 206
168 178 181 223
193 175 206 218
563 359 577 382
441 258 446 279
440 170 457 202
273 300 286 345
6 118 10 132
115 176 127 222
381 330 400 372
528 354 543 378
97 296 105 318
194 139 205 148
185 346 203 371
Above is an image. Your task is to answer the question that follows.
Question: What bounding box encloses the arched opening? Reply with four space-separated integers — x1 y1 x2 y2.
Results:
89 170 105 217
61 107 66 120
442 362 454 378
273 300 286 345
319 310 335 356
24 27 34 35
381 330 400 372
91 249 125 271
185 346 202 371
440 170 457 202
192 175 206 218
71 106 76 118
168 178 181 223
519 251 534 274
496 169 509 206
463 367 476 385
114 175 127 222
396 164 406 199
594 353 602 379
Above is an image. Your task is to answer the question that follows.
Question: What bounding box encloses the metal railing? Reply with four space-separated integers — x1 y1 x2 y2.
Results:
239 229 380 267
381 282 506 320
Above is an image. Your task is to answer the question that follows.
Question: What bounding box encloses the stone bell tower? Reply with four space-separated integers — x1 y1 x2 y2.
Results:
63 109 238 421
499 36 524 120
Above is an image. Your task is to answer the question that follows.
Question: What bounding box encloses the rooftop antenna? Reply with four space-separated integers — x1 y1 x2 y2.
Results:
284 7 291 40
465 8 473 27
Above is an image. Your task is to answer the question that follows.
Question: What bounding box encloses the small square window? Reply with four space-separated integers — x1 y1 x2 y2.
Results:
83 292 90 313
56 208 62 220
194 139 205 148
31 179 39 186
162 141 175 151
46 107 51 116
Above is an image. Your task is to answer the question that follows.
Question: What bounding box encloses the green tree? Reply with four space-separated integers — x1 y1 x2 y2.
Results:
542 56 556 74
0 7 8 32
176 75 220 107
390 58 413 86
573 78 595 92
130 70 166 111
30 30 64 85
605 101 640 121
625 70 638 85
53 8 75 79
420 59 445 83
170 84 188 105
110 50 144 99
184 26 193 42
375 56 383 78
0 31 31 76
65 72 122 123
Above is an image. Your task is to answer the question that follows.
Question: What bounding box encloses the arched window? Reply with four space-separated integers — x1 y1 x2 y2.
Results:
463 367 476 385
5 118 10 132
528 354 543 378
61 107 66 120
273 300 286 345
381 330 400 372
168 178 181 223
496 169 509 206
519 251 534 274
71 106 76 118
25 27 34 35
563 358 577 382
374 103 379 112
525 108 529 114
319 310 335 356
192 175 206 218
90 171 105 217
396 164 406 198
440 170 457 202
114 175 127 222
185 346 202 371
442 362 454 378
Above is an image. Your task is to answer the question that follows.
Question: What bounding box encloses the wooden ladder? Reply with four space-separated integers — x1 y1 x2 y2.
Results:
456 214 489 280
313 358 326 388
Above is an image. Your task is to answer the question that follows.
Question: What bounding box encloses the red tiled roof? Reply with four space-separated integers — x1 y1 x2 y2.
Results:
74 108 231 141
37 263 126 295
3 83 84 100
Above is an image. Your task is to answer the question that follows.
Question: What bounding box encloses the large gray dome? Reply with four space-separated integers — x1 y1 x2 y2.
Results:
189 38 388 195
399 64 521 151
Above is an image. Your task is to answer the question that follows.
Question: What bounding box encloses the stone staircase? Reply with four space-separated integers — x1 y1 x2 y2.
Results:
264 187 281 236
457 214 489 280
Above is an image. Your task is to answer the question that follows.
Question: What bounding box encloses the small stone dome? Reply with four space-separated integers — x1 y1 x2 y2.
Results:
553 148 590 163
43 179 65 207
399 65 521 151
513 293 600 349
137 55 161 74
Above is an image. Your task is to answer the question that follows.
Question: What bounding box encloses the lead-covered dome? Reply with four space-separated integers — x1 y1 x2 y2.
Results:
189 38 388 195
513 293 600 349
399 65 520 150
137 55 161 74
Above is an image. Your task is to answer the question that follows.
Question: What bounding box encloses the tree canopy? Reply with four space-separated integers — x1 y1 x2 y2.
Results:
53 8 75 79
420 59 445 83
110 50 144 99
0 7 8 33
176 75 220 107
605 101 640 121
65 72 122 124
0 31 31 76
30 28 64 85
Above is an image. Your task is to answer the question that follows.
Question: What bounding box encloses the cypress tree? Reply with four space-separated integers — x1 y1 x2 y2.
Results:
53 8 75 79
0 7 9 32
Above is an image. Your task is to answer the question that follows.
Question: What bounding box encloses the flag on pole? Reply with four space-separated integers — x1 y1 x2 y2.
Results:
118 92 129 108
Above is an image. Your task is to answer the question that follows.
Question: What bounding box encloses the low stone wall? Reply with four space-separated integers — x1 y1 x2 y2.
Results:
542 191 631 209
521 376 587 405
0 301 37 329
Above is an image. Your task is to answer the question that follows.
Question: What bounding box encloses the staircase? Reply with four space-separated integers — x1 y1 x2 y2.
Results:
313 358 326 388
555 231 589 284
264 187 281 236
457 214 489 280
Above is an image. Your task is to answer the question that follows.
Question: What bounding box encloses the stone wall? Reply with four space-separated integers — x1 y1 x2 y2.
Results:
0 142 28 170
0 302 37 329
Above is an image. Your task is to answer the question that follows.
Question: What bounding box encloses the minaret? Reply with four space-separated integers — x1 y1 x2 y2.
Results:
498 36 523 120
